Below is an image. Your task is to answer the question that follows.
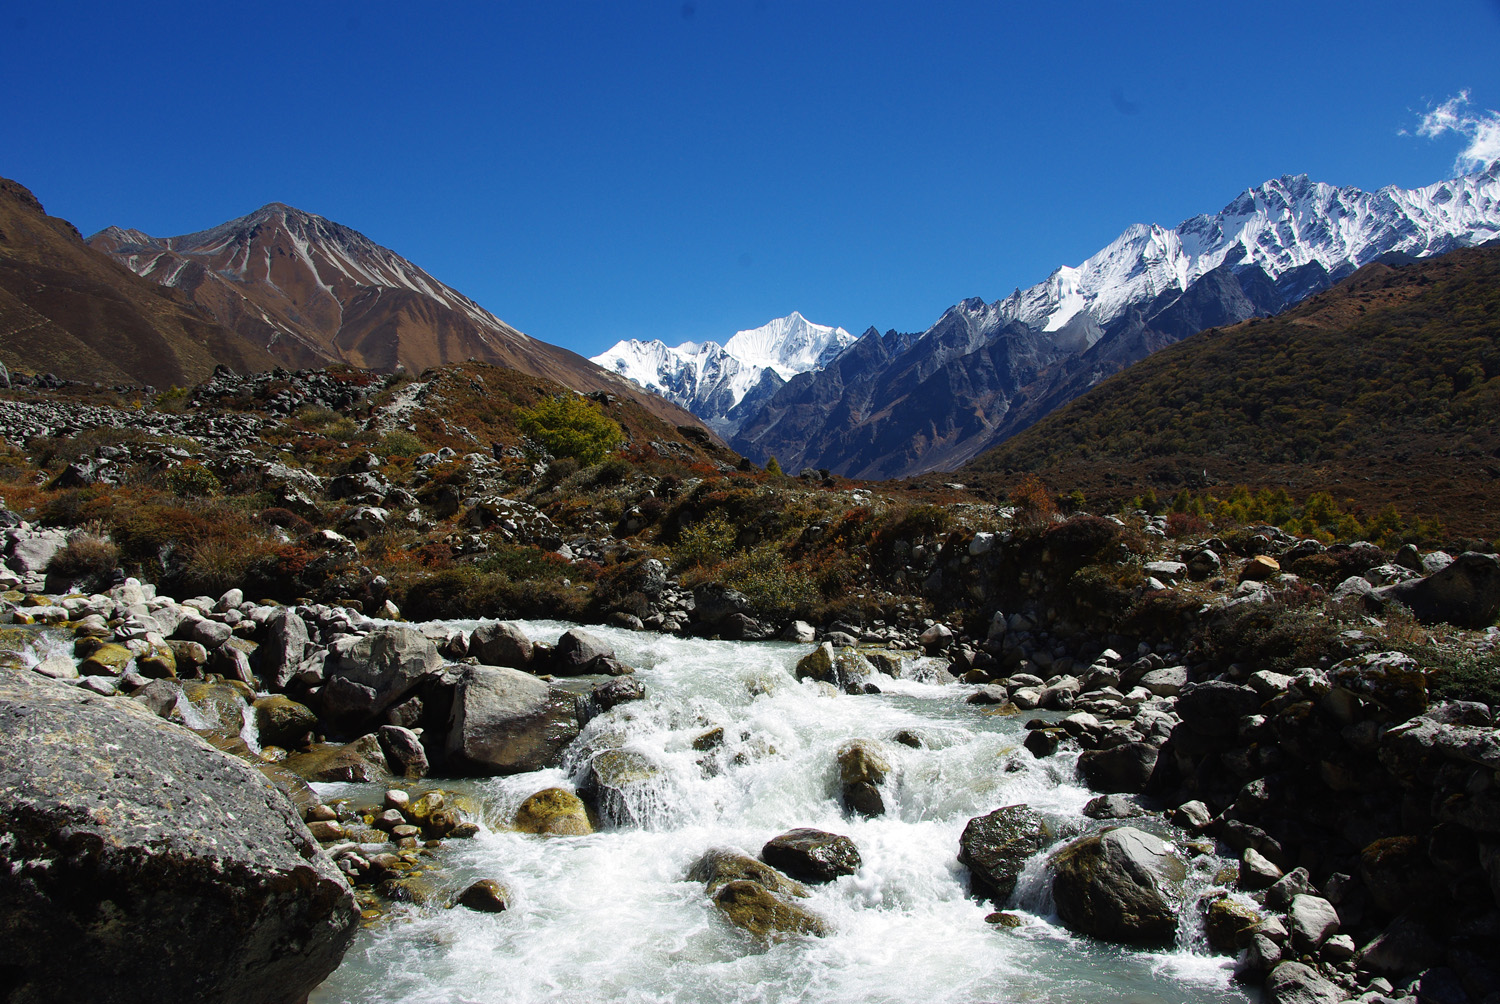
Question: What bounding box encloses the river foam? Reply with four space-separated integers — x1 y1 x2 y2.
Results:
313 621 1253 1004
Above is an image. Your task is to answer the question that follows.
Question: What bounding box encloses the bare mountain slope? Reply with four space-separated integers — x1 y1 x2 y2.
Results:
0 178 279 387
91 204 706 430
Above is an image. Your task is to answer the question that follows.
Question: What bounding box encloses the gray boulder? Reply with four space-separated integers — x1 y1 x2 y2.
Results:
1049 826 1185 945
1077 741 1161 794
444 664 580 775
469 621 534 668
552 629 615 674
1288 894 1339 951
958 804 1052 903
377 724 429 780
259 608 310 690
0 666 357 1004
1264 961 1347 1004
321 626 443 730
1373 551 1500 628
7 529 67 574
1176 681 1261 736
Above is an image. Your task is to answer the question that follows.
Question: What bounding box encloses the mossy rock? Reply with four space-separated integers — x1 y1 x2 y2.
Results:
171 680 252 734
78 642 133 677
687 848 808 898
1049 826 1185 946
253 695 318 749
1203 896 1262 953
586 749 659 790
406 790 448 826
513 788 593 836
379 871 449 906
712 880 827 939
837 740 890 787
135 644 177 679
282 736 392 784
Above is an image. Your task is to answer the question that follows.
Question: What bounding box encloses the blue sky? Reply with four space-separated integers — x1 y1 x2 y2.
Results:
5 1 1499 356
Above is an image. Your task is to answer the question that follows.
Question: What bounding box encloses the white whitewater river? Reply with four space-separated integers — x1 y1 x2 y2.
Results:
312 621 1255 1004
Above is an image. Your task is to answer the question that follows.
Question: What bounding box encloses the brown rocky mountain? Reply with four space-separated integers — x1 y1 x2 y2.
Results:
89 204 704 429
0 178 280 387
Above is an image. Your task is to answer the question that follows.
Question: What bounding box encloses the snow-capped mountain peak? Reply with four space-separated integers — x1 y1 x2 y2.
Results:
592 312 856 435
1001 164 1500 340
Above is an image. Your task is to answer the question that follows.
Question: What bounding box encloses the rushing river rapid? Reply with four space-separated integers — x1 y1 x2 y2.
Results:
311 621 1256 1004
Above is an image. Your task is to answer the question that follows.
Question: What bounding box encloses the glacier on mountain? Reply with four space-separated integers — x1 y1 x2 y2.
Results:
592 312 856 435
996 163 1500 339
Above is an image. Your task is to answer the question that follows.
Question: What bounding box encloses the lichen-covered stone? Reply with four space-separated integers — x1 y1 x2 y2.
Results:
711 880 828 938
0 665 357 1004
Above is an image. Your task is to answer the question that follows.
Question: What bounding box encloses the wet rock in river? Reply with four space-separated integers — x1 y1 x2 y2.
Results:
513 788 593 836
761 828 861 883
581 749 662 827
444 664 580 775
958 804 1052 904
1203 896 1262 953
283 735 393 784
456 879 511 913
711 880 828 939
1049 826 1185 946
469 620 534 669
688 848 809 898
837 739 891 818
253 694 318 749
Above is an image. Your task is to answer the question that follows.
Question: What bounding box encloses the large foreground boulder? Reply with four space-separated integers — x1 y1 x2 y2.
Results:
444 664 580 775
1049 826 1185 945
0 667 357 1004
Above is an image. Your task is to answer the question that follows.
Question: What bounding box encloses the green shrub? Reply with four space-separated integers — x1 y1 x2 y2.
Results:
516 395 622 466
46 534 119 587
1426 646 1500 706
377 429 424 458
719 545 818 621
164 464 222 497
673 512 737 569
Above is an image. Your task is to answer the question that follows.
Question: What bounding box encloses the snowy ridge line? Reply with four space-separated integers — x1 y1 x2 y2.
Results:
993 162 1500 341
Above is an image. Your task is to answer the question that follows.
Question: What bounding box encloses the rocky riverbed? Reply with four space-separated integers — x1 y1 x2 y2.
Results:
2 521 1498 1000
1 378 1498 1001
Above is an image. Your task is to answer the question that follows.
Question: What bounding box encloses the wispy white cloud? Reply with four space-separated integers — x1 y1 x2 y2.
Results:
1416 90 1500 174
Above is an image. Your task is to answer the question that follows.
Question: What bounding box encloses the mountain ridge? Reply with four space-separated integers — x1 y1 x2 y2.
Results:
0 177 281 388
729 163 1500 478
88 202 706 431
961 244 1500 539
